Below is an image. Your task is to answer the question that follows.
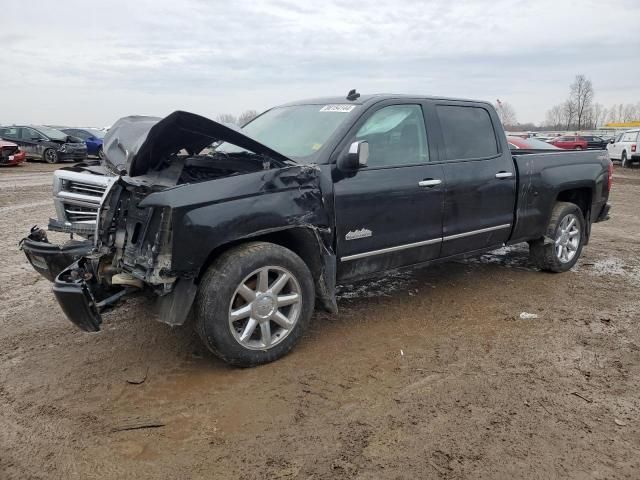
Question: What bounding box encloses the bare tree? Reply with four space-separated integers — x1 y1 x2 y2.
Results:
216 113 237 125
237 110 258 126
591 103 607 128
494 99 517 127
544 104 564 129
562 100 576 130
569 75 594 130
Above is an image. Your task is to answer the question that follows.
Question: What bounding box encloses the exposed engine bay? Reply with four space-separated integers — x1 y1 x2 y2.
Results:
21 110 311 332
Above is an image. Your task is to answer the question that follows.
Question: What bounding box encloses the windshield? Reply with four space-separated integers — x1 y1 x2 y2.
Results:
34 126 67 141
216 104 356 161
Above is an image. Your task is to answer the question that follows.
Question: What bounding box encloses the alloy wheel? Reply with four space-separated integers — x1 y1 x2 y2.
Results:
555 213 580 263
228 266 302 350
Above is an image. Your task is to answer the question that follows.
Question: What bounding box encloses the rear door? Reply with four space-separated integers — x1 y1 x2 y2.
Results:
434 102 516 257
20 128 47 159
334 101 445 280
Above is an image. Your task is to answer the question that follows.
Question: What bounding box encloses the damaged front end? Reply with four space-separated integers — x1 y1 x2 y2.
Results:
20 110 333 332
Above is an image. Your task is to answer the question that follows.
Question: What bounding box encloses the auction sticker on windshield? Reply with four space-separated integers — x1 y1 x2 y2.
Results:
320 104 356 113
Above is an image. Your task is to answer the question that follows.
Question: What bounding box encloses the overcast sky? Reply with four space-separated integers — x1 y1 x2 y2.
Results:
2 0 639 126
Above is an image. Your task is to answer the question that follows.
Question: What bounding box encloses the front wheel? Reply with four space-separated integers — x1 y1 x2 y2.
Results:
195 242 315 367
529 202 585 272
43 148 58 164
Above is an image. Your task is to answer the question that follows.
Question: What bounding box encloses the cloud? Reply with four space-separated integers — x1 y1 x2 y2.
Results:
1 0 639 125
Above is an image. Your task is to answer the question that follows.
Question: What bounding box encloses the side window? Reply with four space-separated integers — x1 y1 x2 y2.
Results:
354 105 428 167
22 128 44 141
436 105 498 160
621 132 637 142
73 130 89 140
0 127 19 140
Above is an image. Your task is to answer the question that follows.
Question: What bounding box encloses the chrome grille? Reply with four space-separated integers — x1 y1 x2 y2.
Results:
50 169 116 237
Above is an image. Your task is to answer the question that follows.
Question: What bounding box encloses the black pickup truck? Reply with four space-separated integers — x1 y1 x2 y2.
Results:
21 93 612 366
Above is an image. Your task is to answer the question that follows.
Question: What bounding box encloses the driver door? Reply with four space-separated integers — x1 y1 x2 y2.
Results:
334 101 445 281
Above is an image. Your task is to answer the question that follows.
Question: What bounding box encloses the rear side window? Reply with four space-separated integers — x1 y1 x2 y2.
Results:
0 127 19 140
436 105 498 160
621 131 639 142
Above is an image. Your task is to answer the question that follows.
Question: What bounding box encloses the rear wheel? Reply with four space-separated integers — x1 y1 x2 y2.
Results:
195 242 315 367
43 148 58 164
621 151 628 168
574 146 583 150
529 202 585 273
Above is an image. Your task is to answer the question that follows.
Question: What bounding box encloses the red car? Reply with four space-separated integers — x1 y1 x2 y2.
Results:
0 140 27 166
547 135 588 150
507 136 561 150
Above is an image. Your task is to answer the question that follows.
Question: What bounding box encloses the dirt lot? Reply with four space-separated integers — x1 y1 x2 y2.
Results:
1 161 639 479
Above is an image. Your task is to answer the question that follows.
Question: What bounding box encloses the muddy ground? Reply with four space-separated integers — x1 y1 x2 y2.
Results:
1 161 639 479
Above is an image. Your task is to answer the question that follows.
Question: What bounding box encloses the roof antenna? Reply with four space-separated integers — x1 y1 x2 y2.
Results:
346 89 360 101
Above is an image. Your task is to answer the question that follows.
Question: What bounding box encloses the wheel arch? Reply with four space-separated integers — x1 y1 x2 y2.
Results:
196 226 337 313
555 187 592 241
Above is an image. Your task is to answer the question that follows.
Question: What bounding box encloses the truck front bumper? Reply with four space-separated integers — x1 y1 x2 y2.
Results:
21 233 93 282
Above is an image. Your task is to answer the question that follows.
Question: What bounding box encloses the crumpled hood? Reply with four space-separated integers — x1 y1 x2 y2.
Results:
103 110 295 176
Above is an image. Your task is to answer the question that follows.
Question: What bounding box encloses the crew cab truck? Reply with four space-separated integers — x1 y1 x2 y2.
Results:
21 93 612 367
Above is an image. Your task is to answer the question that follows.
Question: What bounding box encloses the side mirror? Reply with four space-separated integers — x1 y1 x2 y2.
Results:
610 138 615 144
338 141 369 171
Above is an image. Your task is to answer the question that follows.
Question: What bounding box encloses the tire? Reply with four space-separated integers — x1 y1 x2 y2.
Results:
574 146 583 150
43 148 58 164
621 151 628 168
98 147 105 161
195 241 315 367
529 202 585 273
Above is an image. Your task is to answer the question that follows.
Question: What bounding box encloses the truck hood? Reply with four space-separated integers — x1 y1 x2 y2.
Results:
103 110 297 177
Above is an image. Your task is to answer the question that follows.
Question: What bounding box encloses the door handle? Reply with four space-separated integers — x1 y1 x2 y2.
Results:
495 171 514 179
418 179 442 187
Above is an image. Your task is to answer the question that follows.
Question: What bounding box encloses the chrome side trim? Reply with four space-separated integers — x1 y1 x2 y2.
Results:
340 223 512 262
340 237 441 262
442 223 511 241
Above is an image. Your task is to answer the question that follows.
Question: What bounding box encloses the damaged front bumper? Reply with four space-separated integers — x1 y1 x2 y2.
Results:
21 227 93 281
53 259 131 332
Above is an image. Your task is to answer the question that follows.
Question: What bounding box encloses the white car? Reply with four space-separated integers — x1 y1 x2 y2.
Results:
607 129 639 167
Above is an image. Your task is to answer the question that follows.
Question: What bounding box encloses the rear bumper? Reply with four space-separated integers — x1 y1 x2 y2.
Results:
595 202 611 223
631 154 640 162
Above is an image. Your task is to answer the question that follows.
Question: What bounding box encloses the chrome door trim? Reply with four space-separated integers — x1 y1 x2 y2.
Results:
339 224 512 262
442 223 511 241
340 237 441 262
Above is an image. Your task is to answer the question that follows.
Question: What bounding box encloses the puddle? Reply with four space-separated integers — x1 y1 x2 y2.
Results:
581 257 640 286
460 243 534 270
337 270 414 300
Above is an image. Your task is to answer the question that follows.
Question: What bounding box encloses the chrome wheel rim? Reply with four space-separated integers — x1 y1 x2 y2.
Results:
228 266 302 350
555 213 580 263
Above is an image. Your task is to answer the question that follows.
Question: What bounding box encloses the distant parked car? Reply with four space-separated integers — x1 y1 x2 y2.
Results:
0 125 87 163
61 128 105 159
606 129 639 167
0 139 26 166
507 136 561 150
581 135 608 150
548 136 588 150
